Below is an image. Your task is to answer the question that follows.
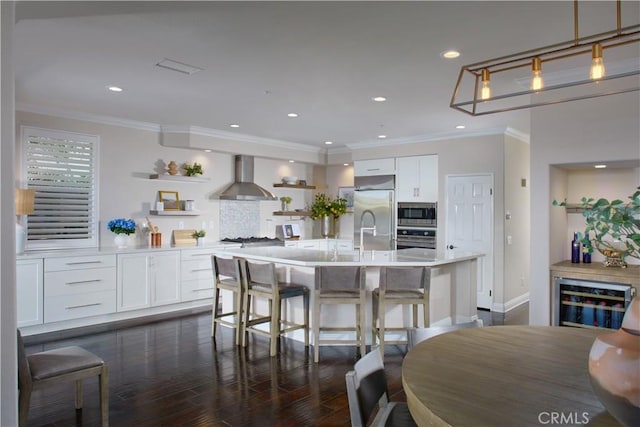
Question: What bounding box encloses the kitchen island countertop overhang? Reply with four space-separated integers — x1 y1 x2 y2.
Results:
214 246 484 267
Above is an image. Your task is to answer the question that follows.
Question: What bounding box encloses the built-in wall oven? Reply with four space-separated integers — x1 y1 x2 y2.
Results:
397 202 437 249
397 228 437 249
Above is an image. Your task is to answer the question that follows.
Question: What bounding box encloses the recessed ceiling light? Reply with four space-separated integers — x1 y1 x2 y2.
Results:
594 164 607 169
289 160 295 163
229 124 240 128
204 149 212 153
441 50 461 59
456 125 466 129
343 163 350 166
287 113 299 118
372 96 387 102
324 141 333 145
107 86 123 92
378 135 387 139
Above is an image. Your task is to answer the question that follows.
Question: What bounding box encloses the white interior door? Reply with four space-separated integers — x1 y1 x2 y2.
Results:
445 174 494 309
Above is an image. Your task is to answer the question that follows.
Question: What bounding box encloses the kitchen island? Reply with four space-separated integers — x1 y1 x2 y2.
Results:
217 246 484 344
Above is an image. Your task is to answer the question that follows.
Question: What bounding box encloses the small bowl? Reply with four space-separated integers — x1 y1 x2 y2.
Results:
282 176 298 184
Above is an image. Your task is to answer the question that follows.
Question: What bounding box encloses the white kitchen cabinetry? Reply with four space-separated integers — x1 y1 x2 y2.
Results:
44 255 117 323
17 258 44 327
354 158 395 176
285 239 353 251
180 246 240 302
396 155 438 202
117 251 180 312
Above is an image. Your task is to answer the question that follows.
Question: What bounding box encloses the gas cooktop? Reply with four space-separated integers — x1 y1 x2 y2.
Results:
221 237 284 247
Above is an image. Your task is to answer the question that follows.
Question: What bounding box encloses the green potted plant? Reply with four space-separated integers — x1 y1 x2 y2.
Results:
280 196 292 211
310 193 347 237
554 187 640 267
183 162 203 177
192 229 206 246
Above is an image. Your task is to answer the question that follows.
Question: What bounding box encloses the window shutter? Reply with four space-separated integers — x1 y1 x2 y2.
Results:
23 127 99 249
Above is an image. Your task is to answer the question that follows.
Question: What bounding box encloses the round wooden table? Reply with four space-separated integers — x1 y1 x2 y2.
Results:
402 326 620 426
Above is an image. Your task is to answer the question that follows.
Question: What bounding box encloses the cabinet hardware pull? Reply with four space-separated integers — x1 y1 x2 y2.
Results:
367 168 380 171
192 268 211 272
193 288 210 292
191 254 211 257
66 279 102 285
66 303 101 310
65 261 102 265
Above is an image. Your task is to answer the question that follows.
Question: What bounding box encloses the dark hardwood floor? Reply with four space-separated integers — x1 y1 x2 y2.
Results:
23 304 528 427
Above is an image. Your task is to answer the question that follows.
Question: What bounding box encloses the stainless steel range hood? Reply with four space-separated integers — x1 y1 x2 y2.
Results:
219 155 277 201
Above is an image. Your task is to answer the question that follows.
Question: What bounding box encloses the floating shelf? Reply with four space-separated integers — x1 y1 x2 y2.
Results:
273 183 316 189
149 174 209 183
273 211 312 217
564 204 585 213
150 210 201 216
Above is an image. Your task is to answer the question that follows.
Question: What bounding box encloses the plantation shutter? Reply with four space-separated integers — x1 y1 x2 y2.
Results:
23 127 99 249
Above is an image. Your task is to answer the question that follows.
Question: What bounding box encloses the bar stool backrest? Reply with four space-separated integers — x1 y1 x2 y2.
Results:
379 266 430 291
244 260 279 288
315 266 365 291
212 256 241 284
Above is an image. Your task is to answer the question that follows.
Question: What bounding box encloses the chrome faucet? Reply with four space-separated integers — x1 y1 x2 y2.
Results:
359 209 377 257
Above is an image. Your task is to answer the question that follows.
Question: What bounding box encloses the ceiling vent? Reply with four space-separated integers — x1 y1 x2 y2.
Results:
155 58 203 75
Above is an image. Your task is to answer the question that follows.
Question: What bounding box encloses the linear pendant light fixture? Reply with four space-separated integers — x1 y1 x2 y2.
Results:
450 0 639 116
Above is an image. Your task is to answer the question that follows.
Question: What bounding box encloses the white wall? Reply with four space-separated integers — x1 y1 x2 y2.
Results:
1 2 18 424
531 90 640 325
15 111 319 246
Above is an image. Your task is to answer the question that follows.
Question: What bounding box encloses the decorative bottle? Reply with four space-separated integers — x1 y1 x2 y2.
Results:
571 232 581 263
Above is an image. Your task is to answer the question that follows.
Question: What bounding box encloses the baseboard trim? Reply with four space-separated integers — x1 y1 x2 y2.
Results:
491 293 529 314
22 305 212 345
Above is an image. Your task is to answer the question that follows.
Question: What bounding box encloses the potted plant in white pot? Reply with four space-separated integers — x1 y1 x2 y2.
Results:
192 229 206 246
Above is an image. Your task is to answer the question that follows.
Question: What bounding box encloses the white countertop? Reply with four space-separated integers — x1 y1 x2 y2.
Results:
216 246 483 267
17 241 242 260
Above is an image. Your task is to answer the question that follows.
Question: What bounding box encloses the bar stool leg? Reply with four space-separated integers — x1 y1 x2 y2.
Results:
313 290 321 363
303 291 310 347
359 291 366 357
378 290 385 357
371 292 379 347
234 286 243 345
270 295 280 357
212 288 220 338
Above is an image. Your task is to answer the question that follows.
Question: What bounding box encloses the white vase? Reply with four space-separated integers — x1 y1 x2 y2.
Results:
197 237 205 246
114 233 129 248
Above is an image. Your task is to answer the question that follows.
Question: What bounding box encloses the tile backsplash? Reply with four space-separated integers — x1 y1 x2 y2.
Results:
219 200 260 238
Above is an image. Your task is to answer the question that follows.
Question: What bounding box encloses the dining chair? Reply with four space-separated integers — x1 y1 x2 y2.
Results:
240 258 309 356
406 319 484 349
313 266 366 363
345 346 416 427
372 266 430 357
211 255 244 345
17 330 109 427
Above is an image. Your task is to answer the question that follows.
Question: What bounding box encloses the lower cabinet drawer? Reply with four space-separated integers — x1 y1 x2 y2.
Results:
181 279 214 302
45 268 116 297
45 290 116 323
181 259 214 281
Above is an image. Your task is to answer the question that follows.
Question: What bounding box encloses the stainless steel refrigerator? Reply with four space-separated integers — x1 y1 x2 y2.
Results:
353 175 395 250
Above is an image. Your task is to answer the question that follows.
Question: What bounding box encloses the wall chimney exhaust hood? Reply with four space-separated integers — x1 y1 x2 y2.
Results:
219 155 277 201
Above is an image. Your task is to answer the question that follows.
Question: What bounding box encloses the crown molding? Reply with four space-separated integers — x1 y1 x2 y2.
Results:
345 126 528 150
16 103 162 132
161 125 324 154
504 127 530 144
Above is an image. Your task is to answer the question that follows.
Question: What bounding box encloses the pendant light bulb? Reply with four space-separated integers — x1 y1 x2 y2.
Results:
530 57 544 91
590 43 606 80
480 68 491 100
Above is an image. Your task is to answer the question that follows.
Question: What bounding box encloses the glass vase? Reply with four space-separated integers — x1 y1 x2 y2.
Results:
320 216 335 238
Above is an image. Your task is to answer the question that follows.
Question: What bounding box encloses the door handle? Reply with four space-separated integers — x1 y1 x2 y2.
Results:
448 244 457 250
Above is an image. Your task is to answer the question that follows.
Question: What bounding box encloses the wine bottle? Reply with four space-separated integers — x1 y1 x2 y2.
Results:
571 232 581 263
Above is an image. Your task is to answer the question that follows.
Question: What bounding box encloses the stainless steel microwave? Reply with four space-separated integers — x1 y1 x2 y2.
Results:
397 202 437 227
